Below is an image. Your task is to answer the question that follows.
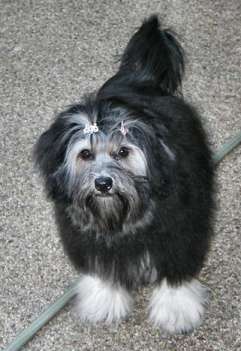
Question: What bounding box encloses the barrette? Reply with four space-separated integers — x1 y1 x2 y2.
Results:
120 121 128 136
83 122 99 134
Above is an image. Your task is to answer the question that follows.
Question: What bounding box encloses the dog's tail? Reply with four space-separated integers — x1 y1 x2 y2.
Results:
118 15 185 95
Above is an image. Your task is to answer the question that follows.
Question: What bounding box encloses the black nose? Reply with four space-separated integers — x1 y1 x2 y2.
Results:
95 176 113 193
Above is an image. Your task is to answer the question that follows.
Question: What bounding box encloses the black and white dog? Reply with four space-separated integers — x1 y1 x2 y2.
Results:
35 16 214 334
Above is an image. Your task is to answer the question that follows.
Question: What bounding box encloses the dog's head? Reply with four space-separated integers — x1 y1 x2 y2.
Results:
35 98 176 233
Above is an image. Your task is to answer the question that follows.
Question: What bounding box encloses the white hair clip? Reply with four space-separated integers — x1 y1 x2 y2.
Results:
83 122 99 134
120 121 128 136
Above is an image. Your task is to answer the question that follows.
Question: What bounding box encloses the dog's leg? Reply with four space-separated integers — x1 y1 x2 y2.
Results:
76 274 133 324
148 278 209 334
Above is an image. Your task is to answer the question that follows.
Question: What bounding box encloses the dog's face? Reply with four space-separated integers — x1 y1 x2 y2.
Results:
63 110 150 230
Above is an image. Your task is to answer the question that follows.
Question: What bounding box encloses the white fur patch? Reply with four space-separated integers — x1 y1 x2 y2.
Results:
76 275 133 324
148 279 209 334
127 145 147 176
160 140 175 160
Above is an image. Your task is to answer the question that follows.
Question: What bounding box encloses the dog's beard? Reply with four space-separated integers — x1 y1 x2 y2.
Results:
86 192 129 232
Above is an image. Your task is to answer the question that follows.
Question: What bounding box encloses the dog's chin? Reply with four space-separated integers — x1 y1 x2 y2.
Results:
85 192 130 232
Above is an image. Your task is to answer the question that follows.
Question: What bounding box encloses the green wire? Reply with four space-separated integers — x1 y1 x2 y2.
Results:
213 131 241 164
4 280 80 351
3 131 241 351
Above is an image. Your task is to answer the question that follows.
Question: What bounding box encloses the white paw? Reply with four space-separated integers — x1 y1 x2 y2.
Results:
76 275 133 324
148 279 209 334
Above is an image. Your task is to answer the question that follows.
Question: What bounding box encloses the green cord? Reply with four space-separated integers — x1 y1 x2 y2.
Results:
4 280 80 351
4 131 241 351
213 131 241 164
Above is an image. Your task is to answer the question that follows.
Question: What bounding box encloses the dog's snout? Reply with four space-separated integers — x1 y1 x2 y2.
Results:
95 177 113 193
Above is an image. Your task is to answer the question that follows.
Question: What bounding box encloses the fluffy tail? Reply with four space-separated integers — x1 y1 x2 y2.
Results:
118 15 185 95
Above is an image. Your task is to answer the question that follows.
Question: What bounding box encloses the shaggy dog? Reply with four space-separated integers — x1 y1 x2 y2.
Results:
34 15 214 334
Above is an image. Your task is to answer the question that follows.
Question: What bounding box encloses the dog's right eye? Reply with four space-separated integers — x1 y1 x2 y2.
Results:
78 149 93 160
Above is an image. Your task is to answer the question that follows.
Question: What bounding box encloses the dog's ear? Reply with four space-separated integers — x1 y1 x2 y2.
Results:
119 15 185 95
34 105 86 201
34 117 67 200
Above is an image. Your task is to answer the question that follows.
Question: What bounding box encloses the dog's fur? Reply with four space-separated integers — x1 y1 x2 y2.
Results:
34 16 214 333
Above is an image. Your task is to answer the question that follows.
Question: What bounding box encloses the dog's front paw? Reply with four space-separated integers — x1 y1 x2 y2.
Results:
148 279 209 334
76 275 133 324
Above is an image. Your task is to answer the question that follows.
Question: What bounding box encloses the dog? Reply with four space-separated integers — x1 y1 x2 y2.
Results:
34 15 214 334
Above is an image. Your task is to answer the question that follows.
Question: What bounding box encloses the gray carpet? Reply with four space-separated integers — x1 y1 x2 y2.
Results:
1 1 241 350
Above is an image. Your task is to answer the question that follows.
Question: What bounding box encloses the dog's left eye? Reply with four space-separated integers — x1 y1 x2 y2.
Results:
78 149 93 160
118 147 129 158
